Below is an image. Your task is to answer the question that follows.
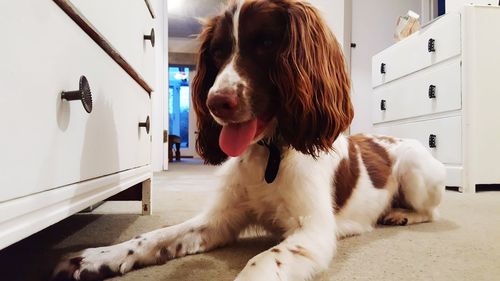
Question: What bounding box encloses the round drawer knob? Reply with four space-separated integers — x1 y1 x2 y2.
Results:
139 116 150 134
144 28 155 47
61 75 93 113
429 134 437 148
428 38 436 53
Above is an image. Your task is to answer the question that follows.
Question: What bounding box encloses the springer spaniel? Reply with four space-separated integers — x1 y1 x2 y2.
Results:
53 0 446 280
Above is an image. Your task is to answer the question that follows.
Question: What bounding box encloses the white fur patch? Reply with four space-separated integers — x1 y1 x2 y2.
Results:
233 0 244 46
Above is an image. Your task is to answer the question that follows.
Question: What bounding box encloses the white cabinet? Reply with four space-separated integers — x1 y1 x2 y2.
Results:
446 1 499 13
374 116 462 165
372 13 461 87
373 58 462 124
372 6 500 193
69 0 156 86
0 0 155 249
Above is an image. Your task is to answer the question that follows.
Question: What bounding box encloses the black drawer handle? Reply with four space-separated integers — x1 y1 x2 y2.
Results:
61 75 93 113
144 28 155 47
428 85 437 99
380 99 387 111
139 116 150 134
380 63 386 74
429 134 437 148
428 38 436 53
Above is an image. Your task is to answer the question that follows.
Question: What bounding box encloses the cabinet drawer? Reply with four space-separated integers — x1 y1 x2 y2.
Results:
373 116 462 164
372 13 461 87
67 0 155 87
373 58 462 124
0 0 151 202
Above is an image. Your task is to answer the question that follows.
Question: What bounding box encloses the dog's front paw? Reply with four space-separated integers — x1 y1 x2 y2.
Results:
378 212 408 226
52 247 134 281
234 255 282 281
52 238 169 280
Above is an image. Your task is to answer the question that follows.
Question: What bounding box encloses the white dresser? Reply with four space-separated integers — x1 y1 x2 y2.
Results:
372 5 500 193
0 0 156 249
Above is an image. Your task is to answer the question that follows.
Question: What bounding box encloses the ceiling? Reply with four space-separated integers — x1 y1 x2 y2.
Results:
168 0 227 38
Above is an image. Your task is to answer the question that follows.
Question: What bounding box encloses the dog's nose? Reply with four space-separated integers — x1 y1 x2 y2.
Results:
207 89 239 119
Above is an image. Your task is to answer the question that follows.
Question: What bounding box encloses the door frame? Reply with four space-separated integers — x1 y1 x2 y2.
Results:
151 0 169 172
178 67 197 157
185 70 199 158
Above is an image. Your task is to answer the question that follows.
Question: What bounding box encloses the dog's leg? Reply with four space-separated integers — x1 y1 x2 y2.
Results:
52 192 247 281
382 140 446 227
336 218 373 239
378 208 435 226
378 175 442 226
235 217 336 281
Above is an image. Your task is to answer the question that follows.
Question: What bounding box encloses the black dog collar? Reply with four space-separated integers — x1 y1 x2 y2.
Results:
258 141 282 184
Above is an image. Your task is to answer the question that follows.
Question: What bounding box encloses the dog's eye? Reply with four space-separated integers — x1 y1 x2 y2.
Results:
262 39 273 48
213 50 224 59
254 34 276 52
211 47 230 62
258 37 274 49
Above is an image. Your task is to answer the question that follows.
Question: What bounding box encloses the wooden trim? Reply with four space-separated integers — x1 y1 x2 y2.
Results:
144 0 156 19
141 179 152 215
53 0 153 95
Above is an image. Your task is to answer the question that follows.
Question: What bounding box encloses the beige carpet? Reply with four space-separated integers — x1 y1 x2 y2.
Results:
1 160 499 281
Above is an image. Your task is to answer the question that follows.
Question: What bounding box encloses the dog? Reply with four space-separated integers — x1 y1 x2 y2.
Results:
53 0 445 280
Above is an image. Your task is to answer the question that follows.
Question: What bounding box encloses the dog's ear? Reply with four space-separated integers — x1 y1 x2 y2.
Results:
192 17 228 165
271 1 354 157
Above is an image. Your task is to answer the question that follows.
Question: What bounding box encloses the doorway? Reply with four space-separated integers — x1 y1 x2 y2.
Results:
167 0 223 164
168 65 197 158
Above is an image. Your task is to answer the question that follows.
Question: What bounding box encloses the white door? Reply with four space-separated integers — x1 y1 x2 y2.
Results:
350 0 422 134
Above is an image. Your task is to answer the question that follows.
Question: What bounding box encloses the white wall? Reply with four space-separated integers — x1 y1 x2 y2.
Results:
421 0 438 24
349 0 422 135
308 0 346 46
169 37 199 54
307 0 352 73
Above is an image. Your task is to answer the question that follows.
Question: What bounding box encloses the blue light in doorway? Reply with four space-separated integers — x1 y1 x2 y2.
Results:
169 66 191 149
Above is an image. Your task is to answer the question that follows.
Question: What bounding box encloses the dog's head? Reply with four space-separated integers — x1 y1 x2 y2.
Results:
192 0 353 165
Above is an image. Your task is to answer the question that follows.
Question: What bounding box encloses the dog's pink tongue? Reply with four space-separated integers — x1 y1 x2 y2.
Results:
219 119 258 157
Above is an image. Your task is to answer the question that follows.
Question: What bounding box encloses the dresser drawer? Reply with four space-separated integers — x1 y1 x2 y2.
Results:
373 58 462 124
372 13 461 87
0 0 151 202
374 116 462 164
67 0 155 87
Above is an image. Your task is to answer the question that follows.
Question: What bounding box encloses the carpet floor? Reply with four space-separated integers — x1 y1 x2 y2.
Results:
1 159 499 281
